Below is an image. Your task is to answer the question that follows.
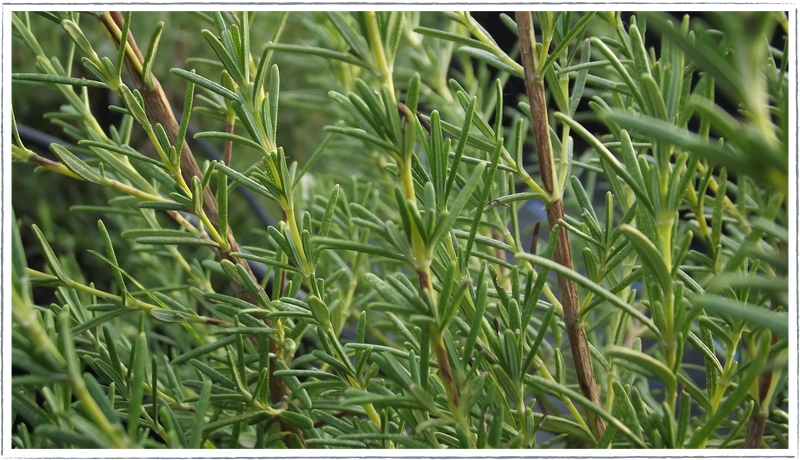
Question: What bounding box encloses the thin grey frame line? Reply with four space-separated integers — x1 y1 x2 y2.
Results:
794 7 798 460
2 2 798 4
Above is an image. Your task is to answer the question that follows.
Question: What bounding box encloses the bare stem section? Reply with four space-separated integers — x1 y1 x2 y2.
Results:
515 11 605 439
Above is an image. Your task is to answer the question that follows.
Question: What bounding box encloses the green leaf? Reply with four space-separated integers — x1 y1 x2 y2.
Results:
49 144 103 183
695 295 788 336
330 12 373 59
611 381 643 442
324 125 399 155
262 43 372 70
427 110 446 198
307 295 332 329
170 68 237 101
460 277 487 369
142 22 164 88
686 331 770 447
202 29 246 87
203 410 269 436
232 100 266 147
525 374 645 448
589 37 646 110
136 201 188 211
641 73 669 121
456 47 523 77
190 380 212 448
522 298 556 376
30 224 70 283
570 175 598 222
171 336 236 365
628 23 651 79
642 12 742 104
541 12 596 75
119 85 150 127
278 410 314 430
194 131 266 153
13 73 109 88
115 11 132 81
11 208 31 301
266 227 294 263
305 438 366 448
313 237 406 262
191 358 236 390
555 112 654 213
385 12 404 63
78 140 163 168
72 308 132 336
519 254 658 337
35 425 101 448
675 388 692 447
128 331 148 441
686 331 723 373
268 64 280 141
619 224 672 296
229 252 302 275
274 361 312 408
83 373 120 425
121 228 193 239
135 236 220 248
311 349 355 379
461 140 502 271
216 163 275 199
711 168 727 257
319 184 339 239
568 40 591 117
605 346 676 396
444 96 477 202
434 162 487 246
213 327 277 336
413 27 494 52
605 111 755 180
342 432 429 448
61 19 99 64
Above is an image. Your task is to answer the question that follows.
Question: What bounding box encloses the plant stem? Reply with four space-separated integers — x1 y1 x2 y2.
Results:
698 330 742 448
745 298 782 448
394 75 466 444
12 290 131 448
516 11 605 439
458 11 524 75
99 12 296 438
365 11 394 99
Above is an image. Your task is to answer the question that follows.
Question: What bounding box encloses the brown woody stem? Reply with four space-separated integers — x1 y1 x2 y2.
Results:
515 11 605 439
99 11 297 440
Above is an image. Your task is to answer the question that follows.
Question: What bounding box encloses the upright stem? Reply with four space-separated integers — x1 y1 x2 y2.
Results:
744 298 782 449
99 11 298 441
516 11 605 439
365 11 395 99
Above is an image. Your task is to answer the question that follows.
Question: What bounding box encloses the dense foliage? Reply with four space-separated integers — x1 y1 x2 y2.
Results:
11 11 789 449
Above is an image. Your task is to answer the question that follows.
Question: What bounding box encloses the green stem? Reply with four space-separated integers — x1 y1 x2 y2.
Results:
431 327 474 447
458 11 524 75
697 331 742 448
518 388 529 447
12 290 130 448
365 11 395 99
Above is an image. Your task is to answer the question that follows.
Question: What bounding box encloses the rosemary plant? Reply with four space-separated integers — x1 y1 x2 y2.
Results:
11 10 789 449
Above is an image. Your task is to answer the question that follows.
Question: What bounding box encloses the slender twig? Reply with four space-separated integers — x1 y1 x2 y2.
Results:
96 11 296 437
744 295 782 449
515 11 605 439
